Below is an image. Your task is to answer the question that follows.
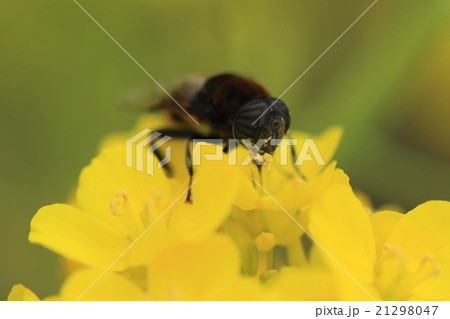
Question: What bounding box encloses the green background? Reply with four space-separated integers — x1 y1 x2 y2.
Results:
1 0 449 300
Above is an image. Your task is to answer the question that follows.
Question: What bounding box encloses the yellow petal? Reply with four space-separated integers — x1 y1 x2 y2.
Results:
8 284 40 301
100 115 190 183
29 204 130 270
147 234 241 300
126 155 240 266
261 162 339 212
76 142 171 227
370 210 403 256
233 170 265 211
59 268 147 301
385 201 450 300
273 126 343 179
304 126 343 177
306 243 382 301
307 182 377 299
167 147 239 238
259 165 346 246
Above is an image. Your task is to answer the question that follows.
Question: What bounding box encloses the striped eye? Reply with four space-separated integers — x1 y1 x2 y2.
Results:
232 97 290 153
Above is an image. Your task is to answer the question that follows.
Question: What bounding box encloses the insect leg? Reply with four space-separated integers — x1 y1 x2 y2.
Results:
185 136 194 204
150 129 206 178
151 147 173 177
222 140 229 153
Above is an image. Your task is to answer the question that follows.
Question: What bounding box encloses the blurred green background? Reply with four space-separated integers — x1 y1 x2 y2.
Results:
1 0 449 300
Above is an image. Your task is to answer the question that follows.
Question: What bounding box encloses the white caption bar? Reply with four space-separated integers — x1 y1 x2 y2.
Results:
1 301 449 319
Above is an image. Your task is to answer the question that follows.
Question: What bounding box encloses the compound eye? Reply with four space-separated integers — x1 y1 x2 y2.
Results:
232 99 267 142
232 115 259 142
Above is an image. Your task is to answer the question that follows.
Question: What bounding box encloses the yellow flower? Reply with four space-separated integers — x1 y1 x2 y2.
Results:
221 126 344 262
29 142 239 271
16 116 344 300
307 178 450 300
232 126 343 212
372 202 450 300
14 115 449 301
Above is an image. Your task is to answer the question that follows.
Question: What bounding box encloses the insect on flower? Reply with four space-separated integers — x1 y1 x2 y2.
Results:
129 73 296 202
